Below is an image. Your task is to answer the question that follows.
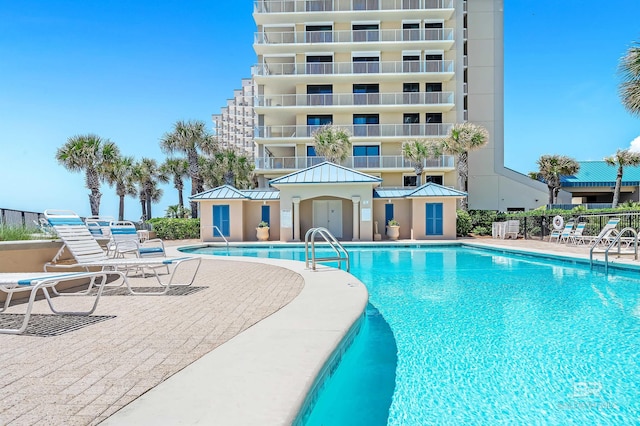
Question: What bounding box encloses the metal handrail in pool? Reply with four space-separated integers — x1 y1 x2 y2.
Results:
304 227 350 272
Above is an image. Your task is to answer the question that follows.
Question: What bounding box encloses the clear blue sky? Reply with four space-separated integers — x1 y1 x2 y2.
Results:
1 1 639 219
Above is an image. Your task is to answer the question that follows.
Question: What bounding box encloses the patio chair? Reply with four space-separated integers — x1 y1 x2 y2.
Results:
503 220 520 239
43 210 201 295
567 222 587 245
108 220 165 259
0 271 120 334
549 221 574 243
559 221 579 244
574 218 621 247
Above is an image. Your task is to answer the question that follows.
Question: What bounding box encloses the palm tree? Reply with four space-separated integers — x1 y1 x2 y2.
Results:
160 158 189 210
201 149 254 189
133 158 167 220
440 122 489 209
104 155 137 221
312 125 352 164
402 139 441 185
55 134 120 216
528 155 580 205
619 41 640 117
604 148 640 208
159 120 217 218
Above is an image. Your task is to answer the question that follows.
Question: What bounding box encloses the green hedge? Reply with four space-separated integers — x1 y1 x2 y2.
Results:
147 218 200 240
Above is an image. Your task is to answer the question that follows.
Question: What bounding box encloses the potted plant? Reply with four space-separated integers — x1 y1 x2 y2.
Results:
387 219 400 240
256 221 270 241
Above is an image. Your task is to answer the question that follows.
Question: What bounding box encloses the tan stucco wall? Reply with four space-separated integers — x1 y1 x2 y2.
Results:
410 197 458 240
275 183 376 242
242 201 281 242
198 200 245 242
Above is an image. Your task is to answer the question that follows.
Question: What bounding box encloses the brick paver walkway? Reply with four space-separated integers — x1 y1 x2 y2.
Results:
0 258 303 425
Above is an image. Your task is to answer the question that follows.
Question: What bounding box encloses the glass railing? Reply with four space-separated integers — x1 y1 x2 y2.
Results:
254 154 455 169
253 0 454 13
254 28 454 44
255 123 452 138
253 60 454 76
254 91 454 107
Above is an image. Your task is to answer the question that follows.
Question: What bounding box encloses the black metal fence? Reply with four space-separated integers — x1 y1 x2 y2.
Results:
510 212 640 240
0 208 43 228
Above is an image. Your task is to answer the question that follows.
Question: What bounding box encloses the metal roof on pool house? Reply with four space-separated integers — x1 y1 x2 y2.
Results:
191 185 280 200
561 161 640 187
269 161 382 186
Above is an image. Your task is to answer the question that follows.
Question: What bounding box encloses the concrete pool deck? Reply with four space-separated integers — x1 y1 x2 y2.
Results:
0 237 637 425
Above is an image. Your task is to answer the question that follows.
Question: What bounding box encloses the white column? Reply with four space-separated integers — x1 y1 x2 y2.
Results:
352 196 360 241
292 197 301 242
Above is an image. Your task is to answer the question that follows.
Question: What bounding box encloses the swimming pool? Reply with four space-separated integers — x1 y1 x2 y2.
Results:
183 245 640 424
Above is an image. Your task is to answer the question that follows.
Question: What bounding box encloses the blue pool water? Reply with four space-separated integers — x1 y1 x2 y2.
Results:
183 245 640 424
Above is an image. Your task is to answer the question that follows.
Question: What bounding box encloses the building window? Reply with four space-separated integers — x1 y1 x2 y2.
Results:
353 114 379 136
353 83 379 105
353 23 379 42
425 53 443 72
425 82 442 92
307 84 333 106
403 54 421 72
403 82 420 104
424 22 444 40
306 24 332 43
306 55 333 74
403 175 417 187
353 56 379 73
353 145 380 167
402 22 420 41
307 115 332 136
213 205 230 237
425 175 443 185
425 203 443 235
353 0 378 11
403 113 420 136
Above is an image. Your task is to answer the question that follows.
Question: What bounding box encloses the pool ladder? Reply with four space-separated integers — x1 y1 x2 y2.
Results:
304 227 350 272
590 227 638 273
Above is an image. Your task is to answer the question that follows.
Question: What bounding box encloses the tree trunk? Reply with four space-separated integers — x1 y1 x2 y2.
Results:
146 190 153 220
178 188 184 208
89 190 101 217
612 167 623 208
547 185 554 205
140 200 147 221
118 196 125 221
457 153 468 210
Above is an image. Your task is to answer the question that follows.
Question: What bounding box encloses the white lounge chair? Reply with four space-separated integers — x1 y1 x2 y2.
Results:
503 220 520 239
43 210 201 295
567 222 586 245
108 220 165 259
550 220 574 243
0 271 119 334
574 218 621 247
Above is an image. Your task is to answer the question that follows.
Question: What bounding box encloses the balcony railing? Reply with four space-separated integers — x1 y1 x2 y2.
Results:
254 28 454 44
254 0 454 13
253 60 454 77
255 154 454 170
255 123 452 138
255 91 454 107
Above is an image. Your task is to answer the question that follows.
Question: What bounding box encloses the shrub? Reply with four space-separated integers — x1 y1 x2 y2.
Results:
471 225 491 236
456 209 472 236
0 225 40 241
146 218 200 240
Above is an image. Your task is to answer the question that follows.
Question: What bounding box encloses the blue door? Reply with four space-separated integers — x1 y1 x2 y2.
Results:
261 205 270 226
385 204 394 235
213 205 230 237
426 203 443 235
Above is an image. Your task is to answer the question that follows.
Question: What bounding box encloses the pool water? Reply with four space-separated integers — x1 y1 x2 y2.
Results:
184 245 640 424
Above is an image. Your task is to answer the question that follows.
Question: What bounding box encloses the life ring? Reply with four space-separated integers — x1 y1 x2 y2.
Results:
552 215 564 230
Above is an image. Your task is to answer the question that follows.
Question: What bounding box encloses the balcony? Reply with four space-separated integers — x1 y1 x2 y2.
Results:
252 60 454 77
253 0 454 13
255 154 455 170
255 123 452 138
254 28 454 45
255 91 454 108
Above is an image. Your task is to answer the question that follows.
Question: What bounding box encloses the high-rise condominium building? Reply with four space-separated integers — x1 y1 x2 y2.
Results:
251 0 547 211
212 78 255 158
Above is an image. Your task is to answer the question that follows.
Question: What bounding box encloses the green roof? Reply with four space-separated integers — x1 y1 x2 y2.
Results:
562 161 640 187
